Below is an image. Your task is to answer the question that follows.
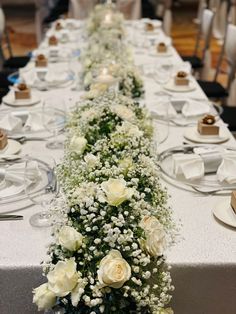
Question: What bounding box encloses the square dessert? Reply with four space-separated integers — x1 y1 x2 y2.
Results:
0 129 8 150
197 115 219 136
231 191 236 214
15 83 31 100
175 71 189 86
145 22 154 32
48 35 58 46
157 42 167 53
35 54 48 67
55 21 63 31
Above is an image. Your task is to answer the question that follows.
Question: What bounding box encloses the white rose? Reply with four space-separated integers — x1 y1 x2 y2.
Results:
47 258 79 297
101 178 134 206
140 216 167 257
69 135 87 155
33 283 56 311
97 250 131 288
117 121 143 137
84 153 99 168
112 105 135 121
58 226 83 251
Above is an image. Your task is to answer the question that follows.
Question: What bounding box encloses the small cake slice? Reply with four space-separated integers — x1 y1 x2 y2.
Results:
197 115 219 136
175 71 189 86
15 83 31 100
0 129 8 150
48 35 58 46
157 42 167 53
145 22 154 32
35 54 48 67
55 21 63 31
231 191 236 214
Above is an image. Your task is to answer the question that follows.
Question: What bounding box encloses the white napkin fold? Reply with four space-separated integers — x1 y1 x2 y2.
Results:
193 147 223 174
182 100 210 118
151 102 177 118
217 152 236 184
45 70 68 84
0 113 22 132
19 68 38 86
0 161 41 185
173 153 204 180
23 112 44 132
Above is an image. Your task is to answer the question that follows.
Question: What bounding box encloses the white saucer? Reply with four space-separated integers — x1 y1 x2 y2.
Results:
164 80 196 92
3 94 41 107
213 199 236 228
184 127 230 144
0 140 21 155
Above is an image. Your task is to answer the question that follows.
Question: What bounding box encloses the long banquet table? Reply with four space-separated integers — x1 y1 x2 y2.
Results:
0 20 236 314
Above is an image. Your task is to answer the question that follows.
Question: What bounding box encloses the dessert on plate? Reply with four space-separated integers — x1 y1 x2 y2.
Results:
175 71 189 86
157 42 167 53
0 129 8 150
35 54 48 67
197 115 219 136
15 83 31 100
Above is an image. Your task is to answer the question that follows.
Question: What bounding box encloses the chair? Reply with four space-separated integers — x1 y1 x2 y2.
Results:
221 105 236 134
182 8 215 80
197 23 236 102
116 0 141 20
0 7 30 71
68 0 98 19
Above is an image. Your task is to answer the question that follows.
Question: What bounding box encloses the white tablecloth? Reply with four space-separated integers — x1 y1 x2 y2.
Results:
0 21 236 314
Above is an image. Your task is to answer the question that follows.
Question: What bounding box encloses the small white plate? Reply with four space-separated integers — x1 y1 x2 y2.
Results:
0 140 21 155
164 79 196 92
184 127 230 144
213 199 236 228
3 94 41 107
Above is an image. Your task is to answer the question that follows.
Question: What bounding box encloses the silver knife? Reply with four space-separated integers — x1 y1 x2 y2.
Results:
0 214 23 221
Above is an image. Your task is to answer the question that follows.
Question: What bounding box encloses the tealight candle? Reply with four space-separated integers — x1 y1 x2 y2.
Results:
104 13 112 25
96 67 115 84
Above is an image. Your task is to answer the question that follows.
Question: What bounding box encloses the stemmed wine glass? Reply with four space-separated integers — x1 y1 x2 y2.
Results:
153 64 173 94
42 98 66 150
24 156 58 228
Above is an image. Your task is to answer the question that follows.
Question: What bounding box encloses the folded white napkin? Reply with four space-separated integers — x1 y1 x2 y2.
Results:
19 68 38 86
45 70 68 84
23 112 52 131
217 152 236 184
0 161 41 185
151 102 177 118
0 161 41 198
0 113 22 132
182 100 210 118
173 153 204 180
193 147 223 174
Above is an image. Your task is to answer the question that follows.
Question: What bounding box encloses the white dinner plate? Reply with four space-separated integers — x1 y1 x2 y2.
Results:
213 199 236 228
184 127 230 144
164 79 196 92
0 139 21 155
2 94 41 107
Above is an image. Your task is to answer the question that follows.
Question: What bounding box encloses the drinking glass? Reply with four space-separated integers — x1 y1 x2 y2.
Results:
24 156 58 228
154 64 173 87
42 98 66 149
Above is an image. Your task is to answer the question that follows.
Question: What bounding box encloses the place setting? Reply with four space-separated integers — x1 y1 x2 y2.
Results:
158 144 236 195
213 191 236 228
0 155 58 225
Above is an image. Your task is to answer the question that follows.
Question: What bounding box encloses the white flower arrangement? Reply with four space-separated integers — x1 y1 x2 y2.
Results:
81 6 144 98
33 92 175 313
33 5 176 314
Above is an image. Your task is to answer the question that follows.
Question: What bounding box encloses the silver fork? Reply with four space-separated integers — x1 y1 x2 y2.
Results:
192 186 234 195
